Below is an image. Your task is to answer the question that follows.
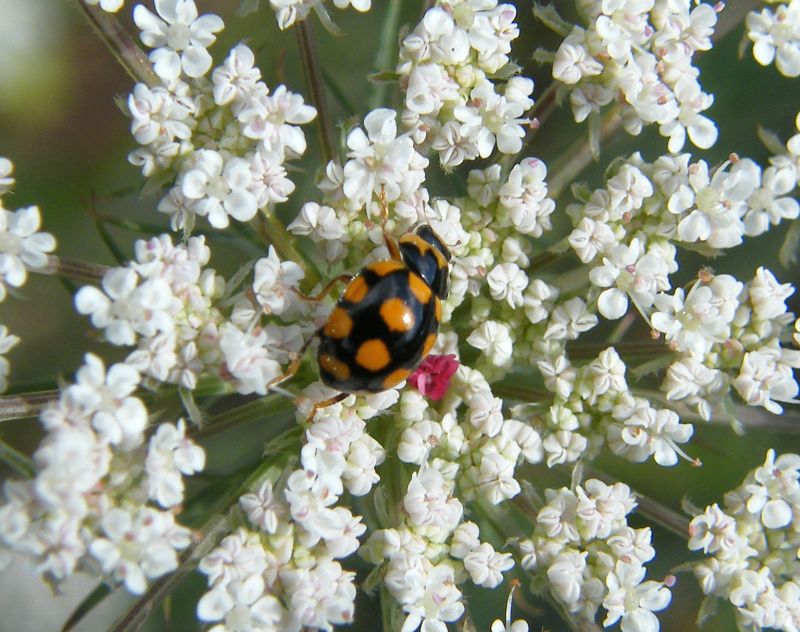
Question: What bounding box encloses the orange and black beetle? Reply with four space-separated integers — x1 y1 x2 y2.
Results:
317 224 451 393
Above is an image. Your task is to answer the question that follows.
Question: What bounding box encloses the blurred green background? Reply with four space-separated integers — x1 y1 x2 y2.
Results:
0 0 798 630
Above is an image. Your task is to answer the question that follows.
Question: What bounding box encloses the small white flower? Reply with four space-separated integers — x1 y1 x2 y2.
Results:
212 43 261 106
733 348 799 415
404 466 463 534
466 320 513 366
603 561 672 632
89 505 191 595
400 563 465 632
544 297 598 340
463 542 514 588
146 419 205 507
748 267 794 321
487 262 528 308
197 527 267 588
218 323 281 395
0 205 56 301
252 246 304 315
134 0 224 80
181 150 258 228
747 2 800 78
342 108 428 209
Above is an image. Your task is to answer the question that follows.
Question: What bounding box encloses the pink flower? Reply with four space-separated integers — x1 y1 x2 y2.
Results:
408 354 459 400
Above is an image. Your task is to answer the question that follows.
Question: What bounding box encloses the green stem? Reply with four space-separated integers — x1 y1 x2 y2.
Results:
547 105 623 199
368 0 404 111
39 256 109 284
565 341 667 358
0 438 35 478
296 20 336 164
0 390 59 423
75 1 159 87
500 80 559 172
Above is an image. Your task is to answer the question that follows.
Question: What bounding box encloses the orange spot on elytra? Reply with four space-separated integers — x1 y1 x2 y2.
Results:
356 339 391 372
383 367 411 389
380 298 415 332
324 307 353 339
422 333 436 358
369 260 405 277
343 276 368 303
408 272 432 304
319 354 351 381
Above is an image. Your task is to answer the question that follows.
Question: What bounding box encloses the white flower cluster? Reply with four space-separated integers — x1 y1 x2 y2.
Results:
655 267 800 418
560 144 800 420
268 0 371 30
197 393 387 631
747 0 800 77
567 148 799 315
533 347 694 468
288 107 435 264
75 234 308 395
0 157 54 393
0 157 56 304
0 353 204 594
358 353 543 630
127 1 316 230
396 1 533 168
690 450 800 631
551 0 720 152
519 479 672 632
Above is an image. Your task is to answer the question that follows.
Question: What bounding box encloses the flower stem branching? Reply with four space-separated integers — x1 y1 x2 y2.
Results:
75 1 158 87
296 20 336 165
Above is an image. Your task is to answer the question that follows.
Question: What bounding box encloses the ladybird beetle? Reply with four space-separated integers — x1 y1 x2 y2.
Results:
318 224 451 393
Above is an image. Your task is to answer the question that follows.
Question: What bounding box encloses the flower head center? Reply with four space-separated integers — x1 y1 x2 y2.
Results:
166 23 192 51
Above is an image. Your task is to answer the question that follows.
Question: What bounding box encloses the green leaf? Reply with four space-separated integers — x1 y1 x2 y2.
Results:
630 354 673 380
697 595 720 628
533 48 556 65
778 219 800 268
681 495 703 517
179 387 206 427
532 2 572 36
237 0 261 16
61 583 112 632
756 124 787 155
367 70 401 84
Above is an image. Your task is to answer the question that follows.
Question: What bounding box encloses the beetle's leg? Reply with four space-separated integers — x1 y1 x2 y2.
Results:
292 274 352 302
377 186 402 261
266 326 321 390
304 392 349 424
